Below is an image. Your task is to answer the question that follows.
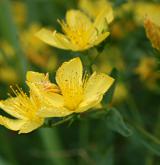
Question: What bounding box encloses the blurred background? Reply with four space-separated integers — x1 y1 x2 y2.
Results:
0 0 160 164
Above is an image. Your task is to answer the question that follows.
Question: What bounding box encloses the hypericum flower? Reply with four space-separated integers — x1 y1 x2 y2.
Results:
27 57 114 118
134 56 160 90
0 87 44 134
12 1 27 28
135 56 158 81
26 71 60 96
36 8 113 51
21 24 58 71
144 18 160 51
134 2 160 25
78 0 113 21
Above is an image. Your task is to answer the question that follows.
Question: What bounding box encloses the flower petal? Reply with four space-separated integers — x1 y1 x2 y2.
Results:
66 10 92 29
37 92 72 117
56 57 83 87
80 72 114 108
0 98 26 120
38 106 72 118
26 71 60 103
26 71 48 83
35 28 72 49
93 6 113 33
18 118 44 134
56 58 83 110
93 32 110 46
76 95 103 113
0 116 25 131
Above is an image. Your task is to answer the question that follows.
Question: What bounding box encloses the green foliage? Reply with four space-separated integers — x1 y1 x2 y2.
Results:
0 0 160 164
106 108 132 137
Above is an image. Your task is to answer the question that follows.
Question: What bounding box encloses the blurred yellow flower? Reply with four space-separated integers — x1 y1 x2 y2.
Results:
135 57 157 81
135 56 160 90
0 66 18 83
36 8 113 51
112 83 128 104
27 57 114 117
92 46 125 73
78 0 113 22
12 1 27 27
0 41 15 58
0 88 44 134
21 24 58 71
134 2 160 25
0 41 18 83
144 18 160 51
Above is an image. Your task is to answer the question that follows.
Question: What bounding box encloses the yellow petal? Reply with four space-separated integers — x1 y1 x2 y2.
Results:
93 6 113 33
82 72 114 104
26 71 48 83
37 92 72 117
66 10 92 29
26 71 59 95
135 3 160 26
76 95 103 113
77 72 114 113
56 57 83 87
78 0 113 20
93 32 110 46
35 28 71 49
38 106 72 117
18 118 44 134
56 57 83 110
0 98 26 120
0 116 25 131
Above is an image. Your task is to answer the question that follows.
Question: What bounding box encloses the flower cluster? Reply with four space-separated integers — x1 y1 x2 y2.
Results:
0 2 114 133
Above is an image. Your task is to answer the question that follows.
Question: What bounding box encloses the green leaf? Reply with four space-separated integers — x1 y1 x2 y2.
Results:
105 108 132 137
131 125 160 156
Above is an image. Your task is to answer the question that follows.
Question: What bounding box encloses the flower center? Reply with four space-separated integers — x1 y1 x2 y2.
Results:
60 21 91 49
63 86 83 110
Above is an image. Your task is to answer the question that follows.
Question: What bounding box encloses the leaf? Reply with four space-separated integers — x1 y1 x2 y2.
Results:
131 125 160 156
105 108 132 137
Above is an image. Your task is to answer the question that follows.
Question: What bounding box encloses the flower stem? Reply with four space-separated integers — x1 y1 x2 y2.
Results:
78 120 89 165
39 128 70 165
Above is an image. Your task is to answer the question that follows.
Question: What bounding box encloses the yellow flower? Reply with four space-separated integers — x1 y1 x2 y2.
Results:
11 1 27 27
135 56 160 91
78 0 113 22
21 24 58 71
27 57 114 117
0 87 44 134
0 66 18 83
134 2 160 26
135 56 157 81
144 18 160 51
112 83 128 104
36 8 112 51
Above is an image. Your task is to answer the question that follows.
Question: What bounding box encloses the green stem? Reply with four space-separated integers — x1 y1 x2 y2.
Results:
124 83 144 126
39 128 69 165
78 120 89 165
145 107 160 165
43 115 73 128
